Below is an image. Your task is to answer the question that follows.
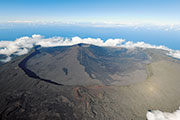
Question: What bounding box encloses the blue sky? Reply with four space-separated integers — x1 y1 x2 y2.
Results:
0 0 180 25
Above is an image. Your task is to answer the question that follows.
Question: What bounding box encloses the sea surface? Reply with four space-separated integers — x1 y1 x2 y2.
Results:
0 24 180 50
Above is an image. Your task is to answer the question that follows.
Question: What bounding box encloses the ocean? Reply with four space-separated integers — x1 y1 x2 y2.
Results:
0 24 180 50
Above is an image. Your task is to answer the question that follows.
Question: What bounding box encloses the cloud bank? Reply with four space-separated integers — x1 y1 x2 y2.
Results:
4 21 180 31
0 34 180 62
146 107 180 120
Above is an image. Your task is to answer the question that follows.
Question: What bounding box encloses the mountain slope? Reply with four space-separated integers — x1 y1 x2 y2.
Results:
0 44 180 120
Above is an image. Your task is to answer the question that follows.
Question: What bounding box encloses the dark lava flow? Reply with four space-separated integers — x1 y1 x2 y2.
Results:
18 47 64 86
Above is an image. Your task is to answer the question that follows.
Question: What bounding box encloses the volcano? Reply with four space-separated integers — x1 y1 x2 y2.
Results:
0 43 180 120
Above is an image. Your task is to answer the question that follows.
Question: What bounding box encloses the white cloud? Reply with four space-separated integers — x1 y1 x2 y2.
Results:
7 20 34 23
120 41 180 59
0 35 125 62
121 41 171 51
146 107 180 120
167 50 180 59
0 34 179 63
0 56 11 63
2 21 180 31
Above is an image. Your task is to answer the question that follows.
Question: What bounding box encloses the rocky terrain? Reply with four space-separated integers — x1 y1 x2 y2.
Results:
0 43 180 120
